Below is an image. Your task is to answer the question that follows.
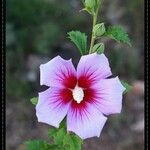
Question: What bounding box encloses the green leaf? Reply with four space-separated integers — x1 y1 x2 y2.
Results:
48 144 61 150
53 128 66 145
63 133 83 150
121 80 132 93
48 121 66 145
93 23 106 37
105 26 131 46
25 140 54 150
48 128 58 139
30 97 38 105
48 119 83 150
67 31 88 55
59 118 66 129
92 43 105 54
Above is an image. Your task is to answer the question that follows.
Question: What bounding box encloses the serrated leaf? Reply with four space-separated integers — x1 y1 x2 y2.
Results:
121 80 132 93
92 43 105 54
30 97 38 105
48 128 58 138
63 133 83 150
53 128 66 145
67 31 87 55
48 144 60 150
105 26 131 46
48 119 83 150
48 122 66 146
25 140 52 150
48 120 66 143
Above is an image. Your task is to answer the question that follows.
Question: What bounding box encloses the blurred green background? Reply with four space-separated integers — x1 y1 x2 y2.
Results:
6 0 144 150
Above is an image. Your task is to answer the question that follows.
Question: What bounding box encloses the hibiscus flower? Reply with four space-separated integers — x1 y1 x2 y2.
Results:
36 53 125 139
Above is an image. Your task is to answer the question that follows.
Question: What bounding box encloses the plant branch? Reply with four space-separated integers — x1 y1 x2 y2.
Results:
89 2 101 54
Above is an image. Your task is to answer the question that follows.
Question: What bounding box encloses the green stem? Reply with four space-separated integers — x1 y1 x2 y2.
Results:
89 2 100 54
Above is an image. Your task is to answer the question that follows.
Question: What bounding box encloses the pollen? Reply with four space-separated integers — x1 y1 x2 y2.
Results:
72 86 84 103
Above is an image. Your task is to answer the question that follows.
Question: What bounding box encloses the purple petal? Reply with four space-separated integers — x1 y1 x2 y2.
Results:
77 53 112 87
67 102 107 139
36 88 72 128
91 77 125 115
40 56 77 88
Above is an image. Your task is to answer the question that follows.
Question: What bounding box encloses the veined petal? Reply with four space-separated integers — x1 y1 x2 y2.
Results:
36 88 72 128
67 102 107 139
40 56 77 89
77 53 112 88
91 77 125 115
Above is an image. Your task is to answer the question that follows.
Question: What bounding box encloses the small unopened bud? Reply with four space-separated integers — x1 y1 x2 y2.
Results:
93 23 106 37
92 43 105 54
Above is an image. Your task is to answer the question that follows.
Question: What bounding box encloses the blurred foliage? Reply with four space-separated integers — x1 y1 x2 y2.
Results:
6 0 144 100
7 0 76 53
6 0 87 100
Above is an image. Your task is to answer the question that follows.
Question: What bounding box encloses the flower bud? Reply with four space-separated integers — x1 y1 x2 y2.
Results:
93 23 106 37
92 43 105 54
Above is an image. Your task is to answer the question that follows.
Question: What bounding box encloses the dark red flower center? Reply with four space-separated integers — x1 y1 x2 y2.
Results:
61 74 96 109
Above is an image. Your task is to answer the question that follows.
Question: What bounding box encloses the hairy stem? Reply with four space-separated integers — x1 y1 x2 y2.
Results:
89 2 100 54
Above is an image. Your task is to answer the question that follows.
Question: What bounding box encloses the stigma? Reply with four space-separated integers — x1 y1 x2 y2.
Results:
72 86 84 103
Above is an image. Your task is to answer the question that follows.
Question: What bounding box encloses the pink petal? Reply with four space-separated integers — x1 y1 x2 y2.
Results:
40 56 77 89
36 88 72 128
91 77 125 115
77 53 112 88
67 102 107 139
